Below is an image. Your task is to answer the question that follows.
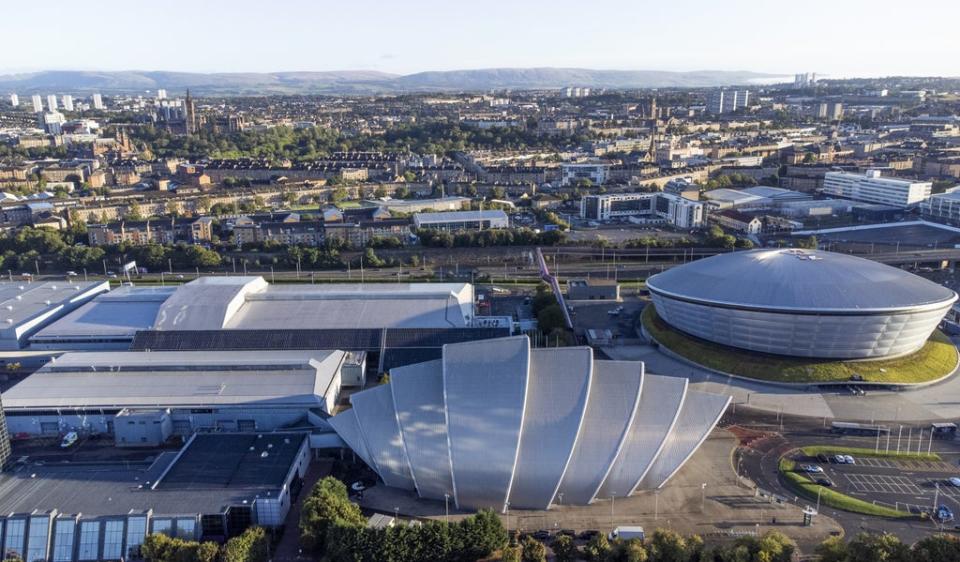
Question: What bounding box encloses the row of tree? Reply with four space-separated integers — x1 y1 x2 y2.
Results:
299 477 508 562
137 526 269 562
416 227 566 249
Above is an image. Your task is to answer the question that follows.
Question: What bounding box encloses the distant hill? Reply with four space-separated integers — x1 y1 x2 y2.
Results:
0 68 787 95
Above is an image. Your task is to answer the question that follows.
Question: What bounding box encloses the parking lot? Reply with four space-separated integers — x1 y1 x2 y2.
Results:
792 451 960 516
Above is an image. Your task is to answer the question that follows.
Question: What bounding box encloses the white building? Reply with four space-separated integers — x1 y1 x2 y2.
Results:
8 93 17 107
707 89 750 114
560 162 610 186
922 187 960 226
794 73 817 88
822 170 931 208
156 89 167 100
41 111 65 134
46 94 57 111
581 192 705 228
61 94 73 111
31 94 43 112
92 93 103 110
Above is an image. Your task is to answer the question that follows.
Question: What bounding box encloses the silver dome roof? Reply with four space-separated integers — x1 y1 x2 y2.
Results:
647 249 957 313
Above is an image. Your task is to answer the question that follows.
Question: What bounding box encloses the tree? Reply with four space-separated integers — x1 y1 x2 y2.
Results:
126 202 144 221
331 187 349 203
755 531 795 562
846 532 909 562
500 545 522 562
141 533 219 562
299 477 365 553
520 536 547 562
647 529 689 562
223 526 269 562
912 534 960 562
552 534 578 562
536 304 566 334
584 533 611 562
403 171 417 183
614 539 648 562
815 535 848 562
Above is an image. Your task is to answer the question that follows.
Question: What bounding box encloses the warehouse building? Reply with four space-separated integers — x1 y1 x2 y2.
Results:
30 278 492 350
0 280 108 349
647 248 957 359
0 432 310 561
412 210 509 231
3 350 348 438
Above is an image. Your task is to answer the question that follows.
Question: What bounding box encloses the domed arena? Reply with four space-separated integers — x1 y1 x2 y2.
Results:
646 249 957 359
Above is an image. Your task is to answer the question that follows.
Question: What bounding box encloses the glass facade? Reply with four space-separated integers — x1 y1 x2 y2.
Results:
77 521 100 561
125 516 146 559
175 518 196 539
102 520 124 560
151 518 173 536
52 519 76 562
5 518 26 559
26 516 51 562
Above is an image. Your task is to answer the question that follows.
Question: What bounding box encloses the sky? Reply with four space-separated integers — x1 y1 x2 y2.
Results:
1 0 958 77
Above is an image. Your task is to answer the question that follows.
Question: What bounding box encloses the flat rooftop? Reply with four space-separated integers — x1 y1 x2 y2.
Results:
31 285 176 341
0 280 107 327
0 433 308 517
2 350 345 410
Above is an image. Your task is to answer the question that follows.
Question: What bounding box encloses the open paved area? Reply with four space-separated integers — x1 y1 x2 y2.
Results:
359 428 842 552
603 342 960 423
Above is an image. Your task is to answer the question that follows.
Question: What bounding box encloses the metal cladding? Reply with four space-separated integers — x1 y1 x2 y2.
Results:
647 249 958 359
330 336 730 511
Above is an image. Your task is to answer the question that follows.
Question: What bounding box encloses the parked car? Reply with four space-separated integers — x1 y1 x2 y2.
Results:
938 505 955 522
815 477 834 487
843 455 855 464
832 455 847 464
801 465 824 474
948 477 960 487
60 432 78 448
816 453 830 463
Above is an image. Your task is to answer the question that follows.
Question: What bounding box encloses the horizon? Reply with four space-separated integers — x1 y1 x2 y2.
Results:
2 0 959 78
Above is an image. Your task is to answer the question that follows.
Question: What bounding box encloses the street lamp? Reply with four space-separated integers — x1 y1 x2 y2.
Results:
444 494 450 524
701 483 707 513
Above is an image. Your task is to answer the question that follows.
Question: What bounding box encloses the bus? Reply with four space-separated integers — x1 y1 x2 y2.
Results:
831 421 891 436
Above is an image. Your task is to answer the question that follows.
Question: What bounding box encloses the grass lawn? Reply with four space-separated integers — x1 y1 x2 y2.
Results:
778 457 915 519
798 445 940 462
641 304 958 384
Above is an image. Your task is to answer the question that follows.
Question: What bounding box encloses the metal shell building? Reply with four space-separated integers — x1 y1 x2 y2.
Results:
329 336 730 511
647 249 958 359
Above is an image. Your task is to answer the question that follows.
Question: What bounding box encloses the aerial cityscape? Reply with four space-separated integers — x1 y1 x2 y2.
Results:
1 1 960 561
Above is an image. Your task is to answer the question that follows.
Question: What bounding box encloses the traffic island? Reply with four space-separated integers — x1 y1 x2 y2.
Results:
641 304 958 385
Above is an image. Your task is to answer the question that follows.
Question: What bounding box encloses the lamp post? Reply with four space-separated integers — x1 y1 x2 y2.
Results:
701 483 707 513
444 494 450 524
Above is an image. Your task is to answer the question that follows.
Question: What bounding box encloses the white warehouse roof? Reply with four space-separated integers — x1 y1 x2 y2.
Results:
32 278 476 346
0 280 108 348
3 350 346 411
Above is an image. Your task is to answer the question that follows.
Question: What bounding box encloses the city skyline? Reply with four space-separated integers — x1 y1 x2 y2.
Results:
1 0 958 78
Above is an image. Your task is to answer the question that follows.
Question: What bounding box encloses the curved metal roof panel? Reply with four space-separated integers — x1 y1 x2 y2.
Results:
350 384 415 491
555 360 642 506
508 348 592 510
443 336 529 511
598 374 686 499
638 390 730 489
647 249 957 313
390 359 453 501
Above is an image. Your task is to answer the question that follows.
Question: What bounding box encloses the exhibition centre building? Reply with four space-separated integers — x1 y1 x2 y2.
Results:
330 336 730 511
647 249 958 359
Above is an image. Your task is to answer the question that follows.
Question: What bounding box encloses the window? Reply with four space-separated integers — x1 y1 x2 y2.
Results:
77 521 100 560
175 518 195 539
102 520 124 560
26 516 50 562
151 519 172 536
125 516 146 559
51 519 75 562
5 519 25 558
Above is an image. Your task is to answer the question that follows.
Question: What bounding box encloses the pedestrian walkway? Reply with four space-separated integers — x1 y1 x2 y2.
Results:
271 460 332 562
